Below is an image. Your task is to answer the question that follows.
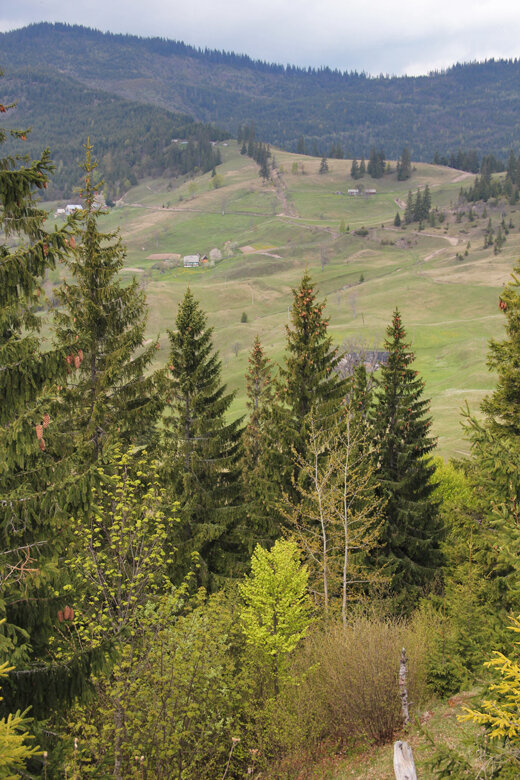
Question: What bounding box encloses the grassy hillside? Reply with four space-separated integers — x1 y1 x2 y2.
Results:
46 144 514 457
3 23 520 160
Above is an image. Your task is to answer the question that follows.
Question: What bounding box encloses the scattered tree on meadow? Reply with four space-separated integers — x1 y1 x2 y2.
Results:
370 309 442 611
319 156 329 174
367 147 385 179
397 147 412 181
350 158 360 179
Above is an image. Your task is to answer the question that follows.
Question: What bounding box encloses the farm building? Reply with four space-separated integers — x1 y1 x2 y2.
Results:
365 189 377 195
183 254 200 268
65 204 82 215
338 350 389 375
347 189 359 196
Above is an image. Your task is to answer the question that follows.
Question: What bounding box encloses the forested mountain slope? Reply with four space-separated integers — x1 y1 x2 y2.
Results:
2 22 520 162
0 66 228 199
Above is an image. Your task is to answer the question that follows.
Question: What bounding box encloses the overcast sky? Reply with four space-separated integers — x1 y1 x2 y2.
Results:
1 1 520 75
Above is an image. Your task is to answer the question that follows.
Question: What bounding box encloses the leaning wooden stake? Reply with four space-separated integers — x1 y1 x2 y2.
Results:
399 646 410 727
393 741 417 780
394 647 417 779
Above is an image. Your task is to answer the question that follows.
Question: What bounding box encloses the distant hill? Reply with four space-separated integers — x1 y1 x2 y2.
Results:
2 22 520 167
0 60 229 199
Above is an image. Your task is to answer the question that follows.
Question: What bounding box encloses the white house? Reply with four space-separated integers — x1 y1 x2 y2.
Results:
183 254 200 268
65 204 82 215
347 189 359 196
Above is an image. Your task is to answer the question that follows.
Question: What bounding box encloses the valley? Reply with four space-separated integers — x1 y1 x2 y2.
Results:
47 143 515 457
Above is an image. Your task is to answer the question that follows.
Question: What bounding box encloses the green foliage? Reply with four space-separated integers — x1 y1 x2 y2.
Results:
0 654 40 779
370 309 442 612
54 143 163 460
272 273 349 511
282 411 384 620
240 337 277 545
319 156 329 174
162 289 244 586
239 540 311 689
0 79 92 718
63 591 242 779
397 147 412 180
367 147 386 178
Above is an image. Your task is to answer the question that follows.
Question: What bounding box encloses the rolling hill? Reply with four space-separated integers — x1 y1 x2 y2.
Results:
42 143 512 457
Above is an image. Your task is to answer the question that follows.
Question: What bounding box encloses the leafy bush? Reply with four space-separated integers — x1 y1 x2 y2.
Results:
261 613 432 764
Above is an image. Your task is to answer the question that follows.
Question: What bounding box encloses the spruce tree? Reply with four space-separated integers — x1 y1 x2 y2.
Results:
359 157 366 177
350 158 359 179
397 147 412 181
240 336 276 546
53 143 162 460
462 264 520 635
404 190 414 224
162 289 243 585
319 156 329 174
273 273 349 506
0 92 98 717
370 309 442 611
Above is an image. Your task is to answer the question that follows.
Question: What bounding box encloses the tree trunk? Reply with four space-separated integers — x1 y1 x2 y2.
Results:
399 647 410 727
393 741 417 780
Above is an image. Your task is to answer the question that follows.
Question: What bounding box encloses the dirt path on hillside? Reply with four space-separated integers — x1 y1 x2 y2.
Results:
419 231 458 246
451 171 474 183
385 226 459 246
423 248 447 262
271 168 298 217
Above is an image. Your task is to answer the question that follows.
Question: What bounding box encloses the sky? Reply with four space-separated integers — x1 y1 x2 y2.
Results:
1 0 520 76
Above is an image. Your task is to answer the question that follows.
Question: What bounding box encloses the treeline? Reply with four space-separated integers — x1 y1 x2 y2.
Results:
2 69 227 199
433 149 504 174
461 149 520 204
4 100 520 777
238 123 272 180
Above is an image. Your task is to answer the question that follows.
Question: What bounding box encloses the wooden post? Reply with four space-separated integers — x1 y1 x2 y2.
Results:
399 646 410 727
393 740 417 780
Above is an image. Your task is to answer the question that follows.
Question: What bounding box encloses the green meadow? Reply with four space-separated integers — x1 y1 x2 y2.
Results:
50 145 516 457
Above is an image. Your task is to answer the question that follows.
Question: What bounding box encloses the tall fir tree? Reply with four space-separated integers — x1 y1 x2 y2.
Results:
463 263 520 619
162 289 243 586
240 336 277 547
319 156 329 174
53 142 162 462
0 92 101 718
359 157 366 177
397 147 412 181
350 158 359 180
404 190 414 224
272 273 349 508
370 309 442 611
